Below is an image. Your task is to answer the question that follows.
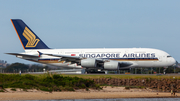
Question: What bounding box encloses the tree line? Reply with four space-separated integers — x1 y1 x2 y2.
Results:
1 63 51 73
0 62 180 74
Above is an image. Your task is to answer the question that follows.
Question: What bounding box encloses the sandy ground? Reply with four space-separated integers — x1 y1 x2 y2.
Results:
0 87 179 100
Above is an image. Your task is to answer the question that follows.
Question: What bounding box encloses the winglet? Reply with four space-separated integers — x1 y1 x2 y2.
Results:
11 19 49 50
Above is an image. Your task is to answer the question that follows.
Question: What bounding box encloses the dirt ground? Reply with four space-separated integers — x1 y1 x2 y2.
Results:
0 87 179 100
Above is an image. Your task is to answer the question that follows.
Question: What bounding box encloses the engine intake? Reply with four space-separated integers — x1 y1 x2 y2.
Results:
81 58 97 68
104 61 120 70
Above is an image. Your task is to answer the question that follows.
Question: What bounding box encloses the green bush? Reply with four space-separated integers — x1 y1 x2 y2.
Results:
23 74 35 80
0 84 4 89
64 86 74 91
39 87 53 92
0 90 4 92
11 88 16 91
0 74 101 92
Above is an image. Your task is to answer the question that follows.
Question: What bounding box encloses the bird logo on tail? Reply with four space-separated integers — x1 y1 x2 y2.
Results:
23 27 40 47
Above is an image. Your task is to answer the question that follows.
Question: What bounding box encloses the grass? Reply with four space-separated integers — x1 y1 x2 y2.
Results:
60 74 180 79
0 73 101 92
7 73 180 79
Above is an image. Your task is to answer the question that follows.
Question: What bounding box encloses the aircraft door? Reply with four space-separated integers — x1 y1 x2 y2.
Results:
158 56 162 62
59 51 64 55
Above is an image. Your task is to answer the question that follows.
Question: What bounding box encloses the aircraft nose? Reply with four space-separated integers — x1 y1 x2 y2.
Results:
167 57 176 66
171 57 176 66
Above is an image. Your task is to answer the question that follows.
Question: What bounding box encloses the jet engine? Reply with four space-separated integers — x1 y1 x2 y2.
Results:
104 61 120 70
81 58 97 68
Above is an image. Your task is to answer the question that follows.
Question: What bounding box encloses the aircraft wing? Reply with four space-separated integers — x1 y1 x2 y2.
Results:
6 53 39 58
39 52 132 68
39 52 85 64
39 51 106 61
7 52 133 69
42 53 83 60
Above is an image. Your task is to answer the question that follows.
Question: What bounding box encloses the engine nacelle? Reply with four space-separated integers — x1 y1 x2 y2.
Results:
104 61 120 70
81 58 97 68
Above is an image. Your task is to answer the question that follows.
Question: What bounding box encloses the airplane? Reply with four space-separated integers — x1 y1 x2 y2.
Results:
6 19 176 71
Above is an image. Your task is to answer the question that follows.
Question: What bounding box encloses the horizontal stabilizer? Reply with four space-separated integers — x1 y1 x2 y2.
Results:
6 53 39 58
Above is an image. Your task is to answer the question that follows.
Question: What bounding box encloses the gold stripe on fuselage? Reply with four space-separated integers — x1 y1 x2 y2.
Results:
110 59 158 61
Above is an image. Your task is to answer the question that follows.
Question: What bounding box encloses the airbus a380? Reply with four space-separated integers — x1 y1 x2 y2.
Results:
7 19 176 70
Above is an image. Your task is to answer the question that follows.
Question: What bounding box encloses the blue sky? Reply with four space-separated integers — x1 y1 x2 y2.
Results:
0 0 180 64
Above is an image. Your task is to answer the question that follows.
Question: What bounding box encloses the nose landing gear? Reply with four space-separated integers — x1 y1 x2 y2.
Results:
163 67 167 75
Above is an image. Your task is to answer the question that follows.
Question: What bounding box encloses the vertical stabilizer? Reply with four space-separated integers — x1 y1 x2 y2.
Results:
11 19 49 49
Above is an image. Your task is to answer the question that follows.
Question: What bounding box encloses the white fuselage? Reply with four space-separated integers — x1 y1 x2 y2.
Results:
10 19 176 70
21 48 176 69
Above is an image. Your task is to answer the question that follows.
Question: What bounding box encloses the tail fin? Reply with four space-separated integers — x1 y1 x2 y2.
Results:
11 19 49 49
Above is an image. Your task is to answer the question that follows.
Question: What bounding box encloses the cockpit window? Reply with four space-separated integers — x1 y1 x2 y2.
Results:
167 55 172 58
